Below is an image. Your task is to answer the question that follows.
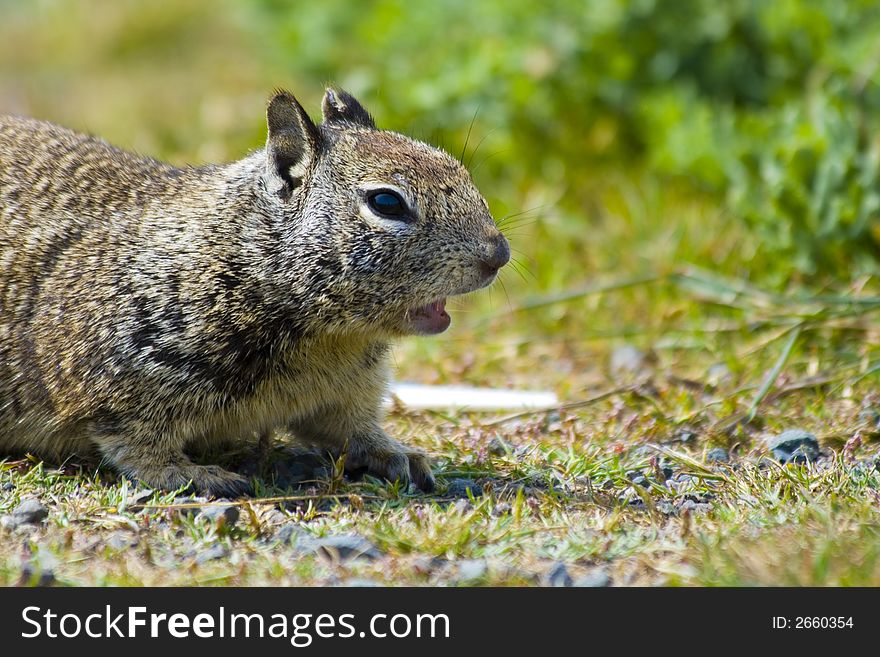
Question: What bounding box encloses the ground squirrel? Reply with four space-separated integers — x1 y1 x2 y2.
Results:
0 88 509 496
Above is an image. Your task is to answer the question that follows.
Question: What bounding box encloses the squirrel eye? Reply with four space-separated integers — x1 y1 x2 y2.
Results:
367 190 408 219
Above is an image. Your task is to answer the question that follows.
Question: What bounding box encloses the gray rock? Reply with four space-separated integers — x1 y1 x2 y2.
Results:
20 546 58 586
610 345 647 374
276 524 308 545
487 436 512 456
669 429 698 444
339 578 382 587
446 478 482 498
858 408 880 428
456 559 488 582
124 489 155 509
706 363 732 386
574 569 612 587
786 446 817 465
20 562 55 586
451 499 473 513
681 491 715 503
1 482 14 492
767 429 819 464
198 504 240 526
545 562 573 587
196 543 229 564
678 499 711 514
706 448 730 463
303 534 383 561
106 532 138 551
12 498 48 526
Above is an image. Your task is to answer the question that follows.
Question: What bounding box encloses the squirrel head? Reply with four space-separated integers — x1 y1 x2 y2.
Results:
260 88 509 337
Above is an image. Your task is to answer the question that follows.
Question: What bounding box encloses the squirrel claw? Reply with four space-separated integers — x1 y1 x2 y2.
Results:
137 464 254 499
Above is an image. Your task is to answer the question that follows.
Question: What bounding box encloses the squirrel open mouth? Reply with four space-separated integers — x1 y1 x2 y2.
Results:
404 298 451 335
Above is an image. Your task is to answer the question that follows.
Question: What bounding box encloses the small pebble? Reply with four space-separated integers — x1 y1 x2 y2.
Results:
304 534 383 561
456 559 487 582
658 461 674 480
19 562 55 587
706 363 732 386
446 478 482 498
277 524 307 545
858 408 880 428
786 446 816 465
487 436 511 456
196 543 229 564
766 429 819 464
411 556 444 575
340 578 382 587
706 448 730 463
574 569 612 587
670 429 698 444
106 532 138 551
451 498 473 513
12 498 49 526
124 489 155 509
198 504 240 526
545 562 573 587
610 345 647 374
681 491 715 503
678 499 711 514
657 501 677 516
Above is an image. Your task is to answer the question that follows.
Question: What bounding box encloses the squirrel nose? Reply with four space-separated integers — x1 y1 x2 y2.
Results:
479 233 510 277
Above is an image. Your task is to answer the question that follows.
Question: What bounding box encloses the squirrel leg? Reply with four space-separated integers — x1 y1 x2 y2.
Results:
291 413 435 492
346 426 436 493
92 434 253 498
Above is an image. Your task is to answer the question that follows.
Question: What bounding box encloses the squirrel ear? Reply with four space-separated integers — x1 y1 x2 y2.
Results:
322 88 376 129
265 90 320 198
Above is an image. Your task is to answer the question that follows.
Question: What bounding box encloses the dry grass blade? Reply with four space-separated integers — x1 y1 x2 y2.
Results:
647 444 732 483
123 493 384 512
746 324 802 421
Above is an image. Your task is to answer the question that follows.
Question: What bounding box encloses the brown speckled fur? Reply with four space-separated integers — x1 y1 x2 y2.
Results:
0 88 508 497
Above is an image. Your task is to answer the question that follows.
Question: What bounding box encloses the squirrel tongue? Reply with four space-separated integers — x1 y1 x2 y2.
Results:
408 298 450 335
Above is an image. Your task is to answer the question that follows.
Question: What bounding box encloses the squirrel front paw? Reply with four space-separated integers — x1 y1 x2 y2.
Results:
346 435 435 493
134 463 253 498
403 448 436 493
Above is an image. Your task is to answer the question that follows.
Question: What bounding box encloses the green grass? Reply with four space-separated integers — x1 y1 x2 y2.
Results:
3 302 880 586
2 1 880 587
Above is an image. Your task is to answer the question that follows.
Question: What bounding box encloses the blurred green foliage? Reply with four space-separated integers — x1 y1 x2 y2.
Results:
250 0 880 281
3 0 880 283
